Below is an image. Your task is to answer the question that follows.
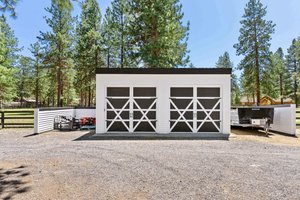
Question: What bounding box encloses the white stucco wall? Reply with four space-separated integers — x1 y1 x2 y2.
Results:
96 74 231 134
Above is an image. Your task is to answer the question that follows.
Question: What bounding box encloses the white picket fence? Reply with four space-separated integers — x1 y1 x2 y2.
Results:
34 108 95 134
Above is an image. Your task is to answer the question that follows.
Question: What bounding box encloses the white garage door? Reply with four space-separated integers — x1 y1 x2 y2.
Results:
170 87 221 133
106 87 157 132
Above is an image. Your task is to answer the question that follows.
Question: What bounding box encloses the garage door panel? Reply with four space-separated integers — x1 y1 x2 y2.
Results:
170 86 221 133
107 87 130 97
106 87 157 133
170 99 193 109
107 99 130 109
171 88 193 97
197 88 220 97
133 122 156 132
134 99 156 109
197 111 206 120
198 122 220 132
170 122 193 132
170 111 193 120
107 121 130 132
134 87 156 97
133 111 156 119
210 112 220 120
106 111 130 119
197 99 220 109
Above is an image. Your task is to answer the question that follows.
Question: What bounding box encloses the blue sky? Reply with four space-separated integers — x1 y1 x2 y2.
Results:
6 0 300 70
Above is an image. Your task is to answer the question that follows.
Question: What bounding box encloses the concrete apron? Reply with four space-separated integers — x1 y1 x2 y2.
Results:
91 132 230 140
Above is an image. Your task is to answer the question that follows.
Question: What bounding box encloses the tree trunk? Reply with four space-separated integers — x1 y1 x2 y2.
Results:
254 24 260 106
84 91 87 107
280 74 283 104
294 60 298 107
88 86 91 107
121 11 124 68
107 48 110 68
47 96 50 107
57 67 62 107
35 60 39 108
80 90 83 106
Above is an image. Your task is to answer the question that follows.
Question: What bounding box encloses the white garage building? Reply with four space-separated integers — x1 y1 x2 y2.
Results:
96 68 231 137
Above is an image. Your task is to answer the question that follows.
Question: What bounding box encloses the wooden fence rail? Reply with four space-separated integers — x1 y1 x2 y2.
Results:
0 110 34 128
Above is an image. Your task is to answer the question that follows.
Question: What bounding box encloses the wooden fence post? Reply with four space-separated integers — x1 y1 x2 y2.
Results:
1 112 4 129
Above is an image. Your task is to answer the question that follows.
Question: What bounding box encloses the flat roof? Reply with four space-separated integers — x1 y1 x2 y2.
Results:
96 68 232 75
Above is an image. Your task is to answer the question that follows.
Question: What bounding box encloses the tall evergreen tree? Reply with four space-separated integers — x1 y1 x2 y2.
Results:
39 0 75 107
110 0 135 68
129 0 190 68
234 0 275 106
75 0 103 106
15 56 34 106
261 52 278 99
240 69 257 104
286 39 300 106
216 51 240 105
0 26 15 104
0 14 19 105
0 15 19 65
102 7 115 68
272 48 291 103
29 41 47 107
216 52 233 69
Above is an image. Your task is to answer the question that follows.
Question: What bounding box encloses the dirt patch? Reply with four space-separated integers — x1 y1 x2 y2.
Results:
231 127 300 147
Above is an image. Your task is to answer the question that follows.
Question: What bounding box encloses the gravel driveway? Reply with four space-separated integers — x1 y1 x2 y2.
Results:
0 129 300 200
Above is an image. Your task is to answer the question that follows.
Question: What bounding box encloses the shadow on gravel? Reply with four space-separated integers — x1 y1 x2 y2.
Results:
231 127 274 137
232 127 298 138
0 165 31 200
73 131 95 141
73 131 229 141
24 133 39 138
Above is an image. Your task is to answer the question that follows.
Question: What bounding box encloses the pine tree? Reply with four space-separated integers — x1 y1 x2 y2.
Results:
110 0 135 68
234 0 275 106
261 53 278 99
29 41 46 107
240 69 256 104
53 0 72 9
216 52 233 68
216 52 240 105
286 39 300 106
0 14 19 105
102 7 119 68
39 0 75 107
0 27 15 103
15 56 34 106
0 0 18 17
75 0 103 106
129 0 190 68
272 48 291 103
0 15 19 65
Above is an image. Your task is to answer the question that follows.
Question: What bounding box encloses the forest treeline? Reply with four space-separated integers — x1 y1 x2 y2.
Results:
0 0 190 107
0 0 300 107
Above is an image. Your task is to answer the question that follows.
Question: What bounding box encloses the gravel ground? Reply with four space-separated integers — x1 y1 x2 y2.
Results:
0 129 300 200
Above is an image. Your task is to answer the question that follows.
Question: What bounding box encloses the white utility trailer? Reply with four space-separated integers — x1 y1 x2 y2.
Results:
231 105 296 136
